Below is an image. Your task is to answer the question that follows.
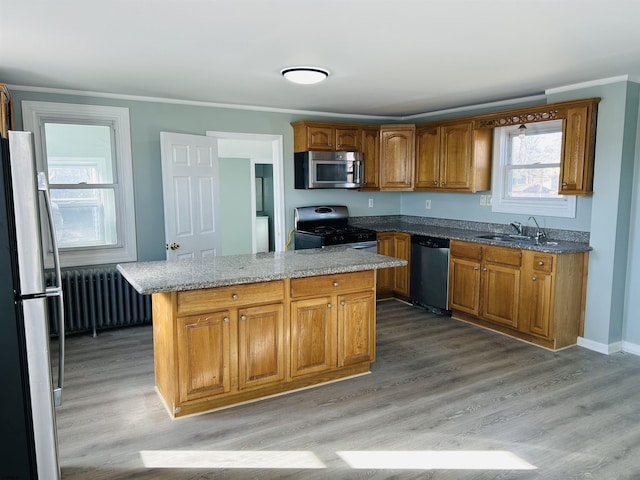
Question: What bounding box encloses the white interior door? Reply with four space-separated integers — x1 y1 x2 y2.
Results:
160 132 220 260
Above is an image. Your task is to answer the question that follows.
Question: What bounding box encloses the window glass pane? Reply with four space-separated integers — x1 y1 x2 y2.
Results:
44 123 114 183
50 188 117 248
510 131 562 166
507 167 560 198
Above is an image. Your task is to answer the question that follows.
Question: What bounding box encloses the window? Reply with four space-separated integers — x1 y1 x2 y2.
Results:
22 102 137 267
491 119 576 217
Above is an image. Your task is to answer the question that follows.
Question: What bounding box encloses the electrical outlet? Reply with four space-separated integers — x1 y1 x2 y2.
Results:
487 195 492 205
368 198 374 208
480 195 487 206
425 199 431 209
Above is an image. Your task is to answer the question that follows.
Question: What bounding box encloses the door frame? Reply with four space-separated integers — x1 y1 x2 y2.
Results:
206 131 285 252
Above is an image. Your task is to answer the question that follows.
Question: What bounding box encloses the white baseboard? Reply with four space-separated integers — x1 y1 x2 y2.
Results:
577 337 640 356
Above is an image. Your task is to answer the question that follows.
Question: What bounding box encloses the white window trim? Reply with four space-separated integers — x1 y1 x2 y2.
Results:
491 122 576 218
22 101 137 267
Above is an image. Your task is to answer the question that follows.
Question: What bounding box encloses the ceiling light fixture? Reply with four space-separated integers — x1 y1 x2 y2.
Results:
518 124 527 139
281 67 329 85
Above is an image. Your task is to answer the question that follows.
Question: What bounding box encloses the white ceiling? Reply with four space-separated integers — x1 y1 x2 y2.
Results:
2 0 640 118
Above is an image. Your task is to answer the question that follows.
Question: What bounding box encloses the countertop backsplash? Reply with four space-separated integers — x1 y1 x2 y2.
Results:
350 215 590 244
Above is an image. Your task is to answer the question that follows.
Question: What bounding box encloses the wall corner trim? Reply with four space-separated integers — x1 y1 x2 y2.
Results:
545 75 630 95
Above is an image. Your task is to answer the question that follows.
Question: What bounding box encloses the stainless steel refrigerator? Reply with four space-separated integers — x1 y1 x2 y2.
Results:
0 131 64 479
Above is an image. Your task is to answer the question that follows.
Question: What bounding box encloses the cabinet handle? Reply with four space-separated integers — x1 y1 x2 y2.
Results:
223 317 230 323
531 277 537 281
333 281 339 287
327 303 333 308
241 315 247 320
538 261 544 266
232 294 239 300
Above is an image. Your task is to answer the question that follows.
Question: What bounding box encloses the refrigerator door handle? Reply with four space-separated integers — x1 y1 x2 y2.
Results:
38 172 65 406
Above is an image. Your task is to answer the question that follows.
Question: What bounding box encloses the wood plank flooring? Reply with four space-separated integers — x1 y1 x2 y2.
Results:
54 300 640 479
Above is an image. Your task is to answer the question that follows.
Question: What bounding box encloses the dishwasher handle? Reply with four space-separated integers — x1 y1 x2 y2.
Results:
411 235 450 249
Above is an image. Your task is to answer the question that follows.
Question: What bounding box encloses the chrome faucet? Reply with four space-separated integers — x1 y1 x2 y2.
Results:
528 216 546 243
509 221 523 236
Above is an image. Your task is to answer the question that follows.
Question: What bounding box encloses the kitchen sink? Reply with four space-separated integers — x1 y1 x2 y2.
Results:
476 234 538 244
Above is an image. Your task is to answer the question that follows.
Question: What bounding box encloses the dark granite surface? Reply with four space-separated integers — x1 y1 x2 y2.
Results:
350 215 591 254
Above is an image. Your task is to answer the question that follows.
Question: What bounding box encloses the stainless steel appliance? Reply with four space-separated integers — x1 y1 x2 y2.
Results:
293 205 377 252
410 235 450 313
0 131 64 479
294 151 364 189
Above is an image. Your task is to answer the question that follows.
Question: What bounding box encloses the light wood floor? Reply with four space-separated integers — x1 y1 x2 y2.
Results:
55 300 640 479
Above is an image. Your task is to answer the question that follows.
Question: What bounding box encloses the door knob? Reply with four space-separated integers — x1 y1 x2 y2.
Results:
165 242 180 250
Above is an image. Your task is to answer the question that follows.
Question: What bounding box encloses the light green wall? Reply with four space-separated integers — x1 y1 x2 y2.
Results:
219 158 252 255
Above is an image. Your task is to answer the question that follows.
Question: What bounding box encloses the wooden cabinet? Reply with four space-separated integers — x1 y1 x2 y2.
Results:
377 231 411 298
449 240 587 350
415 121 492 192
560 103 598 195
290 271 376 375
449 241 520 327
360 125 380 189
0 84 13 139
379 125 415 190
291 120 360 152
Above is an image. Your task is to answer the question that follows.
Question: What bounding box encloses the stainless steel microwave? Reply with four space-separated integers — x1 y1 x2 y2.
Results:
294 151 364 189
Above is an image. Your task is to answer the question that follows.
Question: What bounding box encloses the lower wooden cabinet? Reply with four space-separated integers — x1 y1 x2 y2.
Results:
449 240 587 350
152 272 377 417
377 231 411 299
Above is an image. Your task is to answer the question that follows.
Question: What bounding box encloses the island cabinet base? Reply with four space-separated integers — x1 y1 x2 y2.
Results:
151 271 377 418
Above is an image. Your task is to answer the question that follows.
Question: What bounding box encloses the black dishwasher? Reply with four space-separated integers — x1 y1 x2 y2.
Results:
410 235 451 313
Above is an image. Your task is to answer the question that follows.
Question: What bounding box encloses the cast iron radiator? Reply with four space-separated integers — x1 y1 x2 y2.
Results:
45 267 152 336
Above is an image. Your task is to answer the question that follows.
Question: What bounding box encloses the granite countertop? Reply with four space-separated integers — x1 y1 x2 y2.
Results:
352 219 592 254
117 247 407 295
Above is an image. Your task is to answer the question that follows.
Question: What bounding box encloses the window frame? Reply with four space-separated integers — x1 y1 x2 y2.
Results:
22 101 137 267
491 120 576 218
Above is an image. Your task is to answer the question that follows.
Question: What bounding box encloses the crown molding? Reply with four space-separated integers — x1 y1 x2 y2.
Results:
545 75 630 95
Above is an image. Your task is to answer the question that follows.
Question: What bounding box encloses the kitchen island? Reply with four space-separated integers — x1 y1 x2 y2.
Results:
118 247 405 418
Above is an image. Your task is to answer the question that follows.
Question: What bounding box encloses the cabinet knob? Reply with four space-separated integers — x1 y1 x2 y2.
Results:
232 294 239 300
333 281 339 287
241 315 247 320
538 261 544 266
482 267 488 272
327 303 332 308
433 181 438 185
341 301 346 305
562 182 567 187
441 182 446 186
223 317 230 323
531 276 537 281
473 266 479 270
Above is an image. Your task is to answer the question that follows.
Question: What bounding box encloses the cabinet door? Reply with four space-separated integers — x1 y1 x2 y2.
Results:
177 311 231 402
337 292 375 366
440 123 472 190
379 127 415 190
520 271 553 338
238 303 285 389
415 125 440 189
307 125 335 150
449 257 481 316
360 126 380 189
480 263 520 328
376 232 395 294
393 232 411 297
290 297 336 377
560 106 589 194
335 127 359 151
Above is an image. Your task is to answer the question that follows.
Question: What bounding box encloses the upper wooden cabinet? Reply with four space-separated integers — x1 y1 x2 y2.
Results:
415 121 492 192
379 125 415 191
360 125 380 189
0 84 14 139
473 98 600 195
292 120 360 152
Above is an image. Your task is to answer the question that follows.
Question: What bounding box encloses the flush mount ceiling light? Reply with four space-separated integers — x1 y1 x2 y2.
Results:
281 67 330 85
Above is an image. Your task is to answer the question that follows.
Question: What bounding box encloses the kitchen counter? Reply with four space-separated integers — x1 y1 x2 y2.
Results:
117 246 406 295
350 218 591 254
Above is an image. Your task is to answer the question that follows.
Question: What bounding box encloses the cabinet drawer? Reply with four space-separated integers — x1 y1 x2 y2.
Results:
484 246 522 267
177 281 284 315
291 271 374 298
532 253 554 273
450 241 482 260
